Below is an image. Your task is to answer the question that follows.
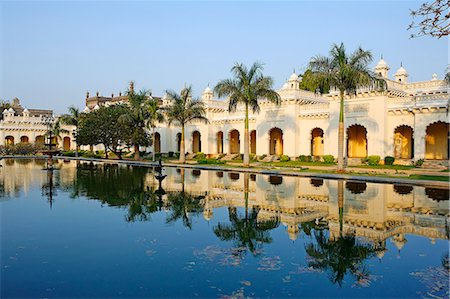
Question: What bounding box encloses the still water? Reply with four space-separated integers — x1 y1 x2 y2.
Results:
1 158 449 298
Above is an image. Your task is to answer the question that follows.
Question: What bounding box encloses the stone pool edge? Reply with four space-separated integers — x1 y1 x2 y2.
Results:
2 155 449 188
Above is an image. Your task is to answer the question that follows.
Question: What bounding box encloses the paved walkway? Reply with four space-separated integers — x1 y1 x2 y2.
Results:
2 155 448 188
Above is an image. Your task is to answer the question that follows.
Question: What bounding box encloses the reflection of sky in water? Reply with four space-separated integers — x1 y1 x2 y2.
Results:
1 159 449 298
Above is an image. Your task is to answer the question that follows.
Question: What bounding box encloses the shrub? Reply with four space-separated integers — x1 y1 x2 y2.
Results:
232 154 243 160
280 155 290 162
249 153 257 161
61 150 76 157
414 158 424 167
313 155 321 162
168 151 174 158
0 143 43 155
297 155 312 162
258 154 267 160
195 152 206 159
323 154 335 164
197 158 225 165
217 153 226 160
384 156 395 165
367 155 381 166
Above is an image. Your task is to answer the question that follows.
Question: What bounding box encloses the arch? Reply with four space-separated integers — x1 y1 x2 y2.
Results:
63 137 71 151
229 172 240 181
216 131 224 154
269 175 283 185
192 131 201 153
394 125 414 159
192 169 201 177
347 125 367 158
311 128 324 156
35 135 45 144
269 127 283 155
5 136 14 145
310 178 324 188
393 184 413 195
425 121 449 160
345 181 367 194
250 130 256 154
20 136 29 143
229 129 240 154
154 132 161 153
176 133 181 152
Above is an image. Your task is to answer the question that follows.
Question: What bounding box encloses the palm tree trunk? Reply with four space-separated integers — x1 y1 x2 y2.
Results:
180 125 186 163
134 144 140 160
337 91 345 172
244 173 249 219
243 103 250 167
181 168 185 193
152 126 156 162
75 144 79 158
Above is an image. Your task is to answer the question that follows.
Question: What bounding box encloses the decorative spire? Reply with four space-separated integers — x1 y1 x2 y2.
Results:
129 81 135 93
86 91 89 99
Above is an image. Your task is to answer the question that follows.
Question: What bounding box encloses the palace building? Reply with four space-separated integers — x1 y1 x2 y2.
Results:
0 98 75 151
84 58 449 164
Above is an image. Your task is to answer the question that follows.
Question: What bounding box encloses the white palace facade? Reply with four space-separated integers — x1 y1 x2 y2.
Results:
137 59 449 163
2 58 449 163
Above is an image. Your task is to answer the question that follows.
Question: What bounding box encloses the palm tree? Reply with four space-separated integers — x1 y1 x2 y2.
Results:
46 119 69 149
165 85 208 163
308 43 385 171
120 87 151 160
146 98 165 162
60 106 82 157
445 69 450 84
213 173 280 255
0 100 11 121
215 62 280 167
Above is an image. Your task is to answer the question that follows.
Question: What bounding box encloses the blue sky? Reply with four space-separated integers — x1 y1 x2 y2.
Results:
0 1 448 113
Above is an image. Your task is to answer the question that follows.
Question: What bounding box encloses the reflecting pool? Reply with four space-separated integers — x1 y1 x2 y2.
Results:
1 158 449 298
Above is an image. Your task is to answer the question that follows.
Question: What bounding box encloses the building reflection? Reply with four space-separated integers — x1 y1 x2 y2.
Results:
1 159 449 250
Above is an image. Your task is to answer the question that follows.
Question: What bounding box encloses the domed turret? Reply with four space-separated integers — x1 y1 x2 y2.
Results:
287 70 300 89
287 224 299 241
83 106 90 113
23 108 30 117
431 73 438 81
202 85 213 101
203 209 213 221
374 56 390 78
93 104 100 110
394 63 409 83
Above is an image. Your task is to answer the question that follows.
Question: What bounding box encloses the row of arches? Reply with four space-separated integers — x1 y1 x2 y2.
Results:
4 135 72 151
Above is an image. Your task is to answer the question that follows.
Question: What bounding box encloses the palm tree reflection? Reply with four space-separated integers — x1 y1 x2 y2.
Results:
214 173 280 255
305 180 380 286
165 169 205 229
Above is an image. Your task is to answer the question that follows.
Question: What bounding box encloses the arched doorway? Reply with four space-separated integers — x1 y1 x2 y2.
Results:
425 122 449 160
192 131 201 153
250 130 256 154
154 132 161 153
311 128 324 156
176 133 181 152
20 136 29 143
269 128 283 155
5 136 14 145
347 125 367 158
229 130 240 154
63 137 71 151
394 125 413 159
216 131 223 154
35 135 45 145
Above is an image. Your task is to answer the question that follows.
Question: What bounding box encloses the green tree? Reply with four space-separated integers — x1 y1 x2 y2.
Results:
213 173 279 255
308 43 385 171
165 85 209 163
215 62 280 166
120 88 151 160
300 69 330 94
77 105 130 159
0 100 11 120
146 97 165 162
60 106 82 157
